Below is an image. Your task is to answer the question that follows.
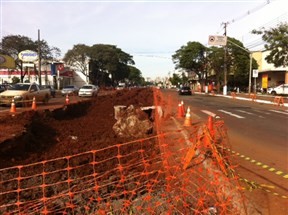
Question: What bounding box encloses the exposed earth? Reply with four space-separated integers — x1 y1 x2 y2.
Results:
0 88 156 169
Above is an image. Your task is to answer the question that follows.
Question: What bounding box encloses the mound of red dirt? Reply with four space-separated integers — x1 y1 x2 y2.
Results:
0 88 155 169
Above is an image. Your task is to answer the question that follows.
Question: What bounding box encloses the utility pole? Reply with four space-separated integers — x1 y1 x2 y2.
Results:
38 29 42 86
222 22 229 95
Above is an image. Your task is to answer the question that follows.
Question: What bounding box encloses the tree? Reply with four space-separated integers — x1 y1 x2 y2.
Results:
206 37 258 92
252 22 288 67
169 73 182 86
88 44 134 86
0 35 61 82
63 44 90 81
206 46 224 92
128 66 145 86
172 41 207 86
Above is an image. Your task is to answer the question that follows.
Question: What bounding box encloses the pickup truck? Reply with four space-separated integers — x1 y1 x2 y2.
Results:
0 83 51 106
267 84 288 96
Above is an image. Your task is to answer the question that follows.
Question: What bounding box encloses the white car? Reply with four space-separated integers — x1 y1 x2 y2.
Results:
78 84 99 97
267 84 288 96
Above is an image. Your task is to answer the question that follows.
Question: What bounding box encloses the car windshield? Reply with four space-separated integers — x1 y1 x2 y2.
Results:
64 86 75 89
8 84 30 91
81 86 93 89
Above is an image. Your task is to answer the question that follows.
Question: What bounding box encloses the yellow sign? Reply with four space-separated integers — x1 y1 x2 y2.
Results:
0 54 16 69
262 74 268 89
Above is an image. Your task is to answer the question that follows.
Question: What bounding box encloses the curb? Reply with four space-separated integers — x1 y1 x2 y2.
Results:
194 92 288 107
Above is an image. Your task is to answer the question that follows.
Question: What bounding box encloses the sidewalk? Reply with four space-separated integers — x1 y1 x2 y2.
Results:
195 91 288 107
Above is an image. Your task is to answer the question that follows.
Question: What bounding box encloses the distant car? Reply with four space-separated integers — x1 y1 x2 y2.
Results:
178 86 192 95
116 82 126 90
42 85 56 98
61 85 79 96
78 84 99 97
267 84 288 96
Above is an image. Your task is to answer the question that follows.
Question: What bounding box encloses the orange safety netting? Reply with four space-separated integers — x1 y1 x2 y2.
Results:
0 89 246 214
0 123 244 214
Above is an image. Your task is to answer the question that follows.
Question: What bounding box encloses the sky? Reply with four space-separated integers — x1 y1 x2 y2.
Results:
1 0 288 80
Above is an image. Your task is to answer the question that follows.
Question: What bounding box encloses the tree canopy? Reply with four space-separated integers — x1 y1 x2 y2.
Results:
252 22 288 67
63 43 141 86
172 37 258 92
172 41 207 82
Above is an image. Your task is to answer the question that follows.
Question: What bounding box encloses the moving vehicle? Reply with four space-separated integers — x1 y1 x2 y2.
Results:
267 84 288 96
61 85 79 96
178 86 192 95
0 82 51 106
78 84 99 97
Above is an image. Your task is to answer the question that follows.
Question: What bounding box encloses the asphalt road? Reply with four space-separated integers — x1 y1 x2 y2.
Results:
174 90 288 197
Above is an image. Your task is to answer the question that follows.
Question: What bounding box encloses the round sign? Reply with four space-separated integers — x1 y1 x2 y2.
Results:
18 50 38 62
0 56 6 64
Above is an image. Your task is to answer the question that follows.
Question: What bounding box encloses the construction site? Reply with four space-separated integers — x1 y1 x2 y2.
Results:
0 87 286 214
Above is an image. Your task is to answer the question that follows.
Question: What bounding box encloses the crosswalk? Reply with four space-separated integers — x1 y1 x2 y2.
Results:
200 108 288 119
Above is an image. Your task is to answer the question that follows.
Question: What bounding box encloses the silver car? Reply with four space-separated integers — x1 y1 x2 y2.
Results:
78 84 99 97
61 85 79 96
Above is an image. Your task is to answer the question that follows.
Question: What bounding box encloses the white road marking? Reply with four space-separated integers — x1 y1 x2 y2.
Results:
270 110 288 115
237 110 265 118
201 110 217 117
253 109 271 115
218 110 245 118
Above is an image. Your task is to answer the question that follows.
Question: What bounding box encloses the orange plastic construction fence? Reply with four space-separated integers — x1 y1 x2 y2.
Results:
0 120 246 214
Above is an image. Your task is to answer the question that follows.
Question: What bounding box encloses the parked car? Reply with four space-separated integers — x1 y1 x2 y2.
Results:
267 84 288 96
61 85 79 96
42 85 56 98
78 84 99 97
0 82 51 106
178 86 192 95
0 84 8 93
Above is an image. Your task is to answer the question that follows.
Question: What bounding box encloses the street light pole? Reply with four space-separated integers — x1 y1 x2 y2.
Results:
248 53 252 94
222 22 228 95
38 29 41 86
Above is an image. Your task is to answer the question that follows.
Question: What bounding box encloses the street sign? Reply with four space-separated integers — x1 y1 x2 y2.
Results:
252 69 259 78
208 35 227 46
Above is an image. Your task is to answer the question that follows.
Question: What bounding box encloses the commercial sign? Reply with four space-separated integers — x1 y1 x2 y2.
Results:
0 54 16 69
18 50 38 62
208 35 227 46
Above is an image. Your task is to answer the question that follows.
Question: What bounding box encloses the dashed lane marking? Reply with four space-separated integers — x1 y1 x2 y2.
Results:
218 110 245 118
201 110 217 118
237 110 265 118
270 109 288 115
239 176 288 199
224 147 288 180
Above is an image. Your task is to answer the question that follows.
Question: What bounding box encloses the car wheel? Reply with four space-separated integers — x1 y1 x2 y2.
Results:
271 91 276 96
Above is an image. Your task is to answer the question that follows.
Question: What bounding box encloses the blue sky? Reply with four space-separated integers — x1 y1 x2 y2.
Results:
1 0 287 79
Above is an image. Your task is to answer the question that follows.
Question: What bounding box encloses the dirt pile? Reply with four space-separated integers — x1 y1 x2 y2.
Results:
0 88 155 169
